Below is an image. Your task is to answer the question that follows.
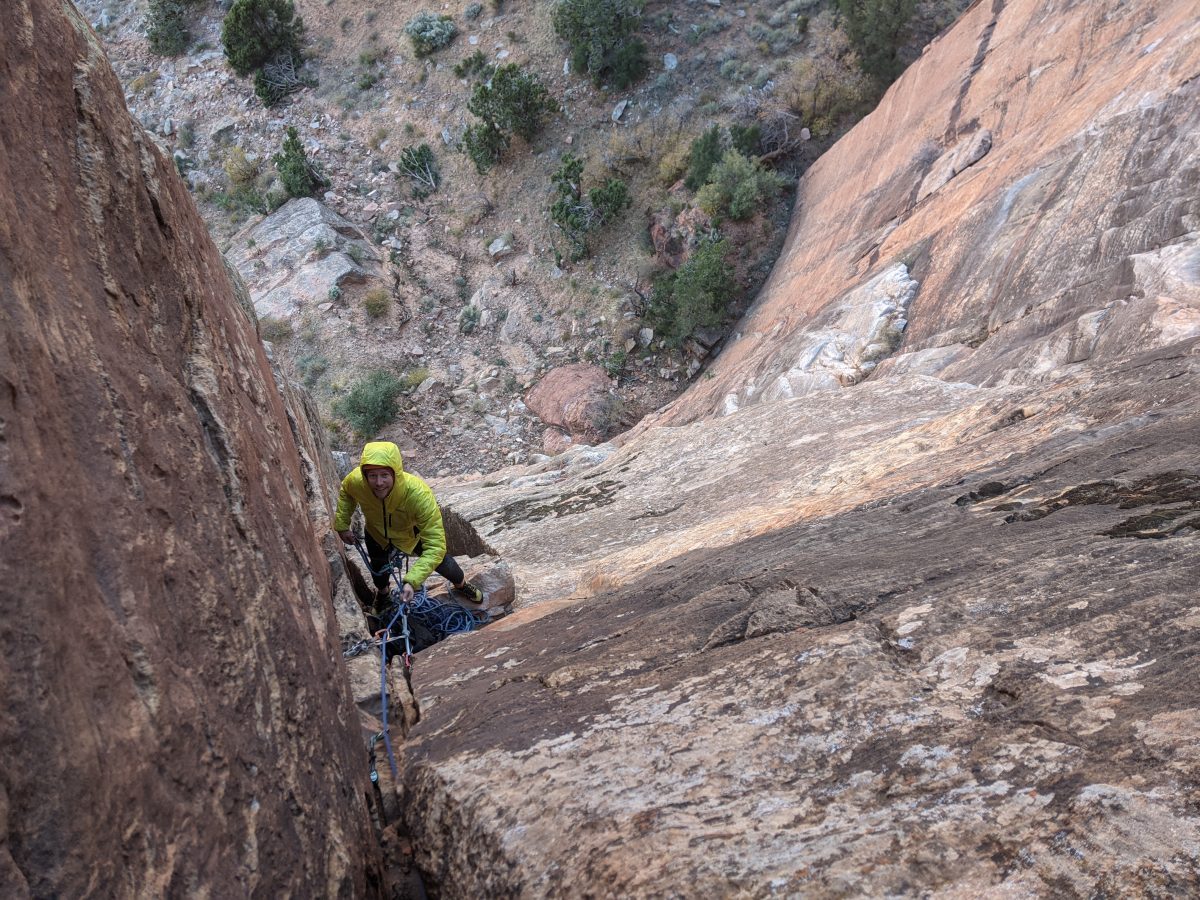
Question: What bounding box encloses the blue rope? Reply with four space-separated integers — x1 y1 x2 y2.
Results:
352 537 413 779
409 592 487 635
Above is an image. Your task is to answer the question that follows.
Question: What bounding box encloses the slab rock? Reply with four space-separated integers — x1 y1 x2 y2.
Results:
651 0 1200 424
397 0 1200 896
525 363 618 447
0 2 381 895
226 197 376 321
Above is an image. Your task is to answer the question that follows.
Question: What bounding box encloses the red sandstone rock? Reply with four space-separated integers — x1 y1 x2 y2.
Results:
541 426 575 455
525 363 618 446
0 2 380 894
397 0 1200 895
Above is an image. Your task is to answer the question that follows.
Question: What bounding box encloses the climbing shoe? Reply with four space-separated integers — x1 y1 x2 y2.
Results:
454 582 484 604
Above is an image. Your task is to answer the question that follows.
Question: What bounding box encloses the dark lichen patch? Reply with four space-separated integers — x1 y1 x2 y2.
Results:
954 480 1011 506
990 408 1029 430
489 479 622 533
1104 508 1200 539
1004 481 1120 522
1000 471 1200 534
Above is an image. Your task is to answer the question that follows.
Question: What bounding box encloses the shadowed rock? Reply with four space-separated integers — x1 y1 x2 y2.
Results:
0 2 380 894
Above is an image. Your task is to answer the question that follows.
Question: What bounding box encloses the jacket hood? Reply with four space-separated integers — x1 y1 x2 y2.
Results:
359 441 404 479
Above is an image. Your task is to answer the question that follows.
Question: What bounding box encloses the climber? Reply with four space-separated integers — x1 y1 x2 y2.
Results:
334 440 483 609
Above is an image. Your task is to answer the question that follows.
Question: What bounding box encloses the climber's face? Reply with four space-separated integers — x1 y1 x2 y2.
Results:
363 465 395 499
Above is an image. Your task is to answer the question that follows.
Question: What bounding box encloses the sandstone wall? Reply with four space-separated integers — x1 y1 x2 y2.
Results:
400 0 1200 894
652 0 1200 422
0 1 380 895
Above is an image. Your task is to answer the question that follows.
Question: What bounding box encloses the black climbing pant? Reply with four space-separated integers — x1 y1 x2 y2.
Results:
364 532 465 593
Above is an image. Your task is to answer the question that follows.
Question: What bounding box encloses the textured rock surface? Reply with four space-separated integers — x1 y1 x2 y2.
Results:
226 198 376 322
651 0 1200 424
0 2 380 895
525 363 619 447
392 0 1200 895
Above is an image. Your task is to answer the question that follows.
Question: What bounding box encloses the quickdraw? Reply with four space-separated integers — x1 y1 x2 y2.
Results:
341 635 376 660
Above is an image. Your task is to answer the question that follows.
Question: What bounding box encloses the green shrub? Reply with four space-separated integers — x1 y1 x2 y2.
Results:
363 287 391 318
224 146 259 188
838 0 917 83
453 49 491 80
295 354 328 387
783 45 874 136
462 122 508 174
401 367 431 390
589 178 630 224
405 11 456 56
147 0 199 56
462 64 554 172
128 71 161 95
177 120 196 149
648 237 735 346
553 0 647 88
604 347 627 378
609 37 649 89
464 2 484 20
695 150 785 220
684 125 723 191
221 0 304 77
467 63 556 142
210 185 269 217
273 126 325 197
459 304 481 333
335 370 404 437
729 123 761 157
396 143 440 197
549 154 629 259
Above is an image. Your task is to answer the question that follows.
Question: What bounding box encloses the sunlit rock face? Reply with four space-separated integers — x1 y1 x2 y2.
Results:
0 2 380 895
658 0 1200 421
403 0 1200 895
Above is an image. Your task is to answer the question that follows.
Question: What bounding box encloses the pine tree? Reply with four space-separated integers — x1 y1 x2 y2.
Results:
273 127 323 198
221 0 304 78
837 0 917 84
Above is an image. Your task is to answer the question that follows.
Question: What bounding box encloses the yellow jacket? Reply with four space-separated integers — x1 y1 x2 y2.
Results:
334 441 447 588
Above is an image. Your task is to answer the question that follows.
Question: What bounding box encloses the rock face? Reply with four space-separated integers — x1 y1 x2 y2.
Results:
394 0 1200 895
653 0 1200 424
226 198 376 322
0 2 380 896
525 363 619 449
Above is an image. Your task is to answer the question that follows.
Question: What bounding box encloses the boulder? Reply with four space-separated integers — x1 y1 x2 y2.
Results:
526 363 618 446
487 232 514 258
226 198 375 321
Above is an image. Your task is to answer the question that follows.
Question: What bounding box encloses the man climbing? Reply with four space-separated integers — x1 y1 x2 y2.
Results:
334 441 483 608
